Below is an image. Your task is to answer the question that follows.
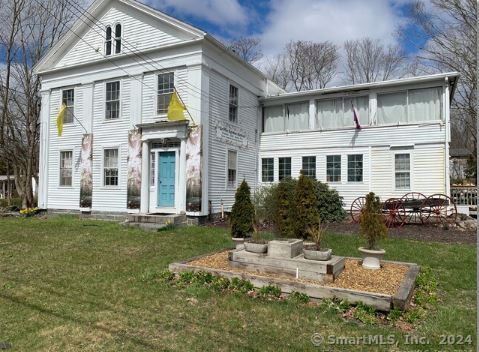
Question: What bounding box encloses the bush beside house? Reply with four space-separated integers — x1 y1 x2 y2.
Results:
230 180 255 238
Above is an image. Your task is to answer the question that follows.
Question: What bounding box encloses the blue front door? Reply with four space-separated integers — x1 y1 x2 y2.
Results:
157 151 176 208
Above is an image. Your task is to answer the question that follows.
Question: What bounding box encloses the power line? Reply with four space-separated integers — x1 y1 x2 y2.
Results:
59 0 261 110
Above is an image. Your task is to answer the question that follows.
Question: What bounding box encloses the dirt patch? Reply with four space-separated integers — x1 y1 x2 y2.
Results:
325 259 408 295
327 221 476 244
188 251 408 296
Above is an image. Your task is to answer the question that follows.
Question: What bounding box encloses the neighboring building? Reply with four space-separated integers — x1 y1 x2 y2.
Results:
34 0 459 218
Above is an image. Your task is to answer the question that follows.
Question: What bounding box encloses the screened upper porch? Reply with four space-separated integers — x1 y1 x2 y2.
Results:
262 85 444 133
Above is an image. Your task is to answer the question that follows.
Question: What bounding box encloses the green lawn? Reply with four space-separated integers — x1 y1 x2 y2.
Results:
0 216 475 351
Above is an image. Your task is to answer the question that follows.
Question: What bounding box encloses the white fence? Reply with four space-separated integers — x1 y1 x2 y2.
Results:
451 186 477 206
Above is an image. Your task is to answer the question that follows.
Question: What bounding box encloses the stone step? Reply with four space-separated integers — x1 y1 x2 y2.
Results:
127 214 186 225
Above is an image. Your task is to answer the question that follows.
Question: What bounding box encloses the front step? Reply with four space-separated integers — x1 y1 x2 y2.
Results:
126 213 187 227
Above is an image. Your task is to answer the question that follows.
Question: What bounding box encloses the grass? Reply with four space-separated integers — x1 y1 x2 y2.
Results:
0 216 475 351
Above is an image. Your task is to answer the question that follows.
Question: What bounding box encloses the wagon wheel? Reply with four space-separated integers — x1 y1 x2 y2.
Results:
424 194 457 225
382 198 406 228
400 192 427 224
350 196 366 223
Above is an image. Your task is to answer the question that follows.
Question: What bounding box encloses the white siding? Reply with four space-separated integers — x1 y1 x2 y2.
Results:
208 70 259 213
55 3 194 69
259 124 447 207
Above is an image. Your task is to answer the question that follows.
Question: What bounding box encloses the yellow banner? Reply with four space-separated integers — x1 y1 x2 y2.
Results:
167 90 186 121
56 104 66 137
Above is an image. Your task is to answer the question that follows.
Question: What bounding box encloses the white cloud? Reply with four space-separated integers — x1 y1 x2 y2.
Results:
260 0 408 56
145 0 249 27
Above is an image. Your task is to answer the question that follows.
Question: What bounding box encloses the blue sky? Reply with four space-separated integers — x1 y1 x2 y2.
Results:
144 0 429 56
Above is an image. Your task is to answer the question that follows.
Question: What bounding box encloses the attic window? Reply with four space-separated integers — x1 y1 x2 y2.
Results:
114 24 122 54
105 26 112 56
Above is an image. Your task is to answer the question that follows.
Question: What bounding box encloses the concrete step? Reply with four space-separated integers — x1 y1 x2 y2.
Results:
126 213 187 225
123 222 170 231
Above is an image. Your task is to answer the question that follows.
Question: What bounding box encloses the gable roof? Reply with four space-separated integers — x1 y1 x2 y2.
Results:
33 0 274 84
34 0 206 74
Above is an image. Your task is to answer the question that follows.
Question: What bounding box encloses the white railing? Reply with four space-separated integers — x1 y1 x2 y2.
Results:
451 186 477 206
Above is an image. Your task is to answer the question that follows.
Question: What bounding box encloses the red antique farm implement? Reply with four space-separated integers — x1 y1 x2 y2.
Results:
350 192 457 227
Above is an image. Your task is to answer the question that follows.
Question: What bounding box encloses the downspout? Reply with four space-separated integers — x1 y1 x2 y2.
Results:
444 77 451 197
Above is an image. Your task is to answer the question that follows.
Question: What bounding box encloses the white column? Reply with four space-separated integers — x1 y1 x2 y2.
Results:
179 138 187 213
140 140 150 214
38 90 51 209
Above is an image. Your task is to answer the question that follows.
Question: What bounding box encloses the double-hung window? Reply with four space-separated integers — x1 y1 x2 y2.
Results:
278 157 291 180
105 81 120 120
347 154 363 182
62 89 74 124
227 150 237 188
157 72 175 115
104 148 119 186
326 155 341 182
229 85 238 123
262 158 274 182
60 151 72 186
395 154 411 189
302 156 316 179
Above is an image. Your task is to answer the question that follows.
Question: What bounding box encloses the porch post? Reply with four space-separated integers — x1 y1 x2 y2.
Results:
178 138 187 213
140 140 150 214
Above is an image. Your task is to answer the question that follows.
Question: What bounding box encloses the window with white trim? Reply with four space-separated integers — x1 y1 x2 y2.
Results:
302 156 316 179
229 85 238 123
104 148 119 186
114 23 122 54
347 154 363 182
60 151 72 186
227 150 237 188
105 26 112 56
157 72 175 114
278 157 291 180
105 81 120 120
262 158 274 182
395 154 410 189
62 89 74 124
326 155 341 182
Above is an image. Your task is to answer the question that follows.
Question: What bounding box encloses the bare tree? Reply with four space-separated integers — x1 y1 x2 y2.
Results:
228 37 263 64
343 38 406 84
264 40 339 92
0 0 77 207
405 0 477 172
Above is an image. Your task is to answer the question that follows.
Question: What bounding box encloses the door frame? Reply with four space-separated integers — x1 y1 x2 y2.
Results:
150 147 180 214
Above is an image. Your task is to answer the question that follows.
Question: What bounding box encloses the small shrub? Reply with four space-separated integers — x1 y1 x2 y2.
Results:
230 277 254 293
294 172 318 239
274 178 297 237
178 271 195 285
287 291 310 304
306 217 328 250
191 271 214 285
253 185 277 225
315 182 346 223
230 180 255 238
210 276 230 292
257 285 282 298
359 192 387 250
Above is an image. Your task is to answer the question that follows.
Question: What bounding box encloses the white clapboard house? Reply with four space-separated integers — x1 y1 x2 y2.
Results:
34 0 459 220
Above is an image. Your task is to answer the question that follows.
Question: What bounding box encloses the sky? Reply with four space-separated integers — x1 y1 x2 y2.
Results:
143 0 429 58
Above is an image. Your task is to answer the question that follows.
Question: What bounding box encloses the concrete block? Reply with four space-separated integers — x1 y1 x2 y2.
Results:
268 239 303 258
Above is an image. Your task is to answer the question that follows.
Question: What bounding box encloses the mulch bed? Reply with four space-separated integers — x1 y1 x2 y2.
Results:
327 221 476 244
188 251 408 296
326 259 408 295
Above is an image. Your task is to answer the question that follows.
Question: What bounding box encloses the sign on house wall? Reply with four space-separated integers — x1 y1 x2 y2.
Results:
79 134 93 209
127 130 142 209
214 121 249 149
186 126 202 212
